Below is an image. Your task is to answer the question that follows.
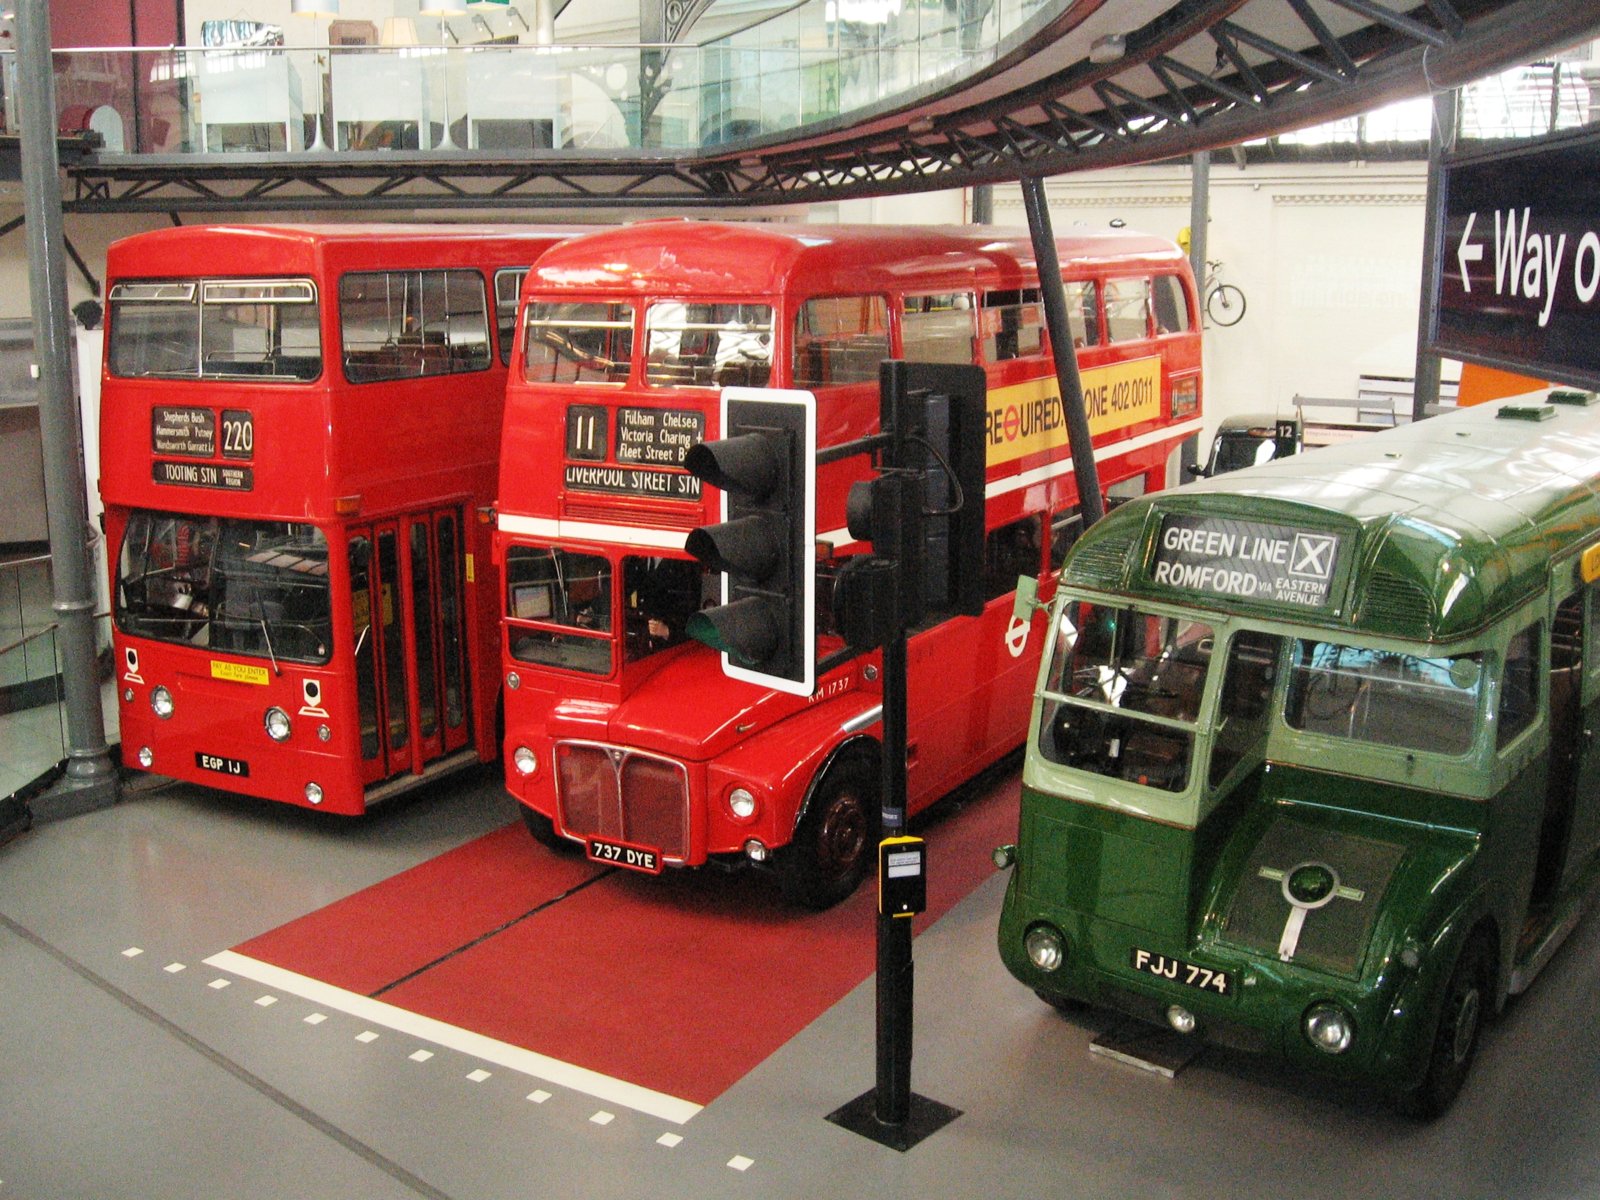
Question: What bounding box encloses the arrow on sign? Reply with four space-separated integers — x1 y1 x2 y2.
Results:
1457 211 1484 292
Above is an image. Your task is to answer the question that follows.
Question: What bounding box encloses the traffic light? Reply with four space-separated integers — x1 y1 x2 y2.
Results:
833 363 987 650
683 388 816 696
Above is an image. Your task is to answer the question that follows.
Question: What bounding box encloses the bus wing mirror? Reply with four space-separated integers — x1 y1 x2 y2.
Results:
1012 575 1041 626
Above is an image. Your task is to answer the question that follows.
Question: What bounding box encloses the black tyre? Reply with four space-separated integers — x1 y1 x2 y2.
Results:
1403 932 1493 1118
520 804 573 853
778 754 877 910
1206 282 1247 327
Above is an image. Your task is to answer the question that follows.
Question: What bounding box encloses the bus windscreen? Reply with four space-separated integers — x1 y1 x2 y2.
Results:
108 279 321 381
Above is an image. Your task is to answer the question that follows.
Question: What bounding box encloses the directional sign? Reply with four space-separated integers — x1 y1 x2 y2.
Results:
1432 127 1600 390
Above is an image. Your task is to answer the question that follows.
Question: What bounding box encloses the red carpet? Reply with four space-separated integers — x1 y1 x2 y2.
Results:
235 769 1019 1106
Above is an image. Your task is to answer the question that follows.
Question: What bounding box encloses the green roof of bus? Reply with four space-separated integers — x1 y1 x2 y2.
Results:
1064 393 1600 642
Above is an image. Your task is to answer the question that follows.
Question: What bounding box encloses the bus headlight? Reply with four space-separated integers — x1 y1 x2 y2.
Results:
151 686 174 719
513 746 538 776
1024 924 1067 972
727 787 758 821
305 783 323 805
137 746 154 768
992 844 1016 869
265 707 292 742
1303 1003 1354 1054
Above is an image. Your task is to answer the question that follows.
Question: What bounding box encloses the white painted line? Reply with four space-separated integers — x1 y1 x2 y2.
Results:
164 962 186 974
527 1090 552 1104
467 1069 492 1083
303 1013 327 1026
728 1155 754 1172
590 1111 615 1126
656 1133 683 1149
203 950 703 1125
356 1030 380 1044
254 995 278 1008
122 947 143 958
409 1050 434 1063
208 978 230 990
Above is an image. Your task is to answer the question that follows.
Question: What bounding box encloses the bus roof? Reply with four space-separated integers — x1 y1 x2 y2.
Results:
1064 393 1600 642
107 223 591 275
523 220 1186 297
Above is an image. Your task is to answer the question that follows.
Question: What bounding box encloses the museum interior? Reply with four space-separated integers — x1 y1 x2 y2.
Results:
5 1 1600 1197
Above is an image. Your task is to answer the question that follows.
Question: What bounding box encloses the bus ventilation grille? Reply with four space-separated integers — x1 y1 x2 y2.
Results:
562 498 699 531
1359 571 1434 631
1063 535 1135 588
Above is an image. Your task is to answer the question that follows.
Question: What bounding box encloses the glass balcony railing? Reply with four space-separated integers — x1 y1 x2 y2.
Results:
0 0 1053 156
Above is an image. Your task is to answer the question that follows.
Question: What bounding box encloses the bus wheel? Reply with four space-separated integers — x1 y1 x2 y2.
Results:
520 805 572 854
778 755 877 910
1404 932 1493 1118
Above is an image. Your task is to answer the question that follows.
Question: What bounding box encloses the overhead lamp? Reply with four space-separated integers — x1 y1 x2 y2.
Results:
290 0 338 15
292 0 338 151
1089 32 1126 64
420 0 468 14
380 17 418 46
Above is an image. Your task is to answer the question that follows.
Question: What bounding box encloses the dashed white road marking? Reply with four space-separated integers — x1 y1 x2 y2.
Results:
164 962 185 974
203 949 702 1125
409 1050 434 1063
254 995 278 1008
356 1030 380 1044
303 1013 327 1026
728 1155 755 1172
527 1090 551 1104
590 1111 615 1126
121 947 143 958
467 1069 492 1083
208 978 230 990
657 1133 683 1149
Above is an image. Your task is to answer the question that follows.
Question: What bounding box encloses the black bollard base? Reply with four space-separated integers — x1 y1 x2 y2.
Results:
826 1087 961 1152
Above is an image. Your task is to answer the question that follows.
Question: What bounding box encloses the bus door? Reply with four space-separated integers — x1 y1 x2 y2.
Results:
1536 564 1600 901
348 508 471 785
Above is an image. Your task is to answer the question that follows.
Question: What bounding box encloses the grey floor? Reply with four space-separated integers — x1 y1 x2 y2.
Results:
3 762 1600 1200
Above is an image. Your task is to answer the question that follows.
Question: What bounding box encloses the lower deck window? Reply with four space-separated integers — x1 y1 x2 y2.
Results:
115 511 332 663
505 545 613 675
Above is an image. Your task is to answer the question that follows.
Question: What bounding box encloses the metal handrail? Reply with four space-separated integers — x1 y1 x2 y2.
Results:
0 622 59 659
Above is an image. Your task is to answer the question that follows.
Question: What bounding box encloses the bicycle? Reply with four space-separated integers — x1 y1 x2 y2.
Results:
1204 260 1247 327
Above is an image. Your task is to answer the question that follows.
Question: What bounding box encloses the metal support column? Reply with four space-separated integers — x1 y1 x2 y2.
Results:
1413 89 1459 421
18 0 119 820
1183 151 1210 479
1021 175 1102 527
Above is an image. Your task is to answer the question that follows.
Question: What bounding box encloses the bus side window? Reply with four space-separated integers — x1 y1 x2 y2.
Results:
1049 508 1083 571
1103 278 1152 342
1497 622 1542 750
1210 631 1282 788
984 515 1043 602
902 292 976 364
1152 274 1192 335
981 288 1045 362
1064 279 1099 348
792 296 889 388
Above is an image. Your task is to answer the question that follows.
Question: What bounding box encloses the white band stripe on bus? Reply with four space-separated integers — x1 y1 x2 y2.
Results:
203 949 703 1125
500 419 1204 551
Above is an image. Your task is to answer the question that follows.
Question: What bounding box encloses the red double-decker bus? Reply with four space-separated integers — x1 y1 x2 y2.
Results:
103 223 583 814
496 220 1202 905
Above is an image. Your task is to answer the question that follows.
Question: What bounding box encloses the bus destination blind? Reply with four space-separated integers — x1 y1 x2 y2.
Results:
1150 514 1342 608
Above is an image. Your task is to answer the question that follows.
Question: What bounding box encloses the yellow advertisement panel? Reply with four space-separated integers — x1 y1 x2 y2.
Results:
211 660 270 686
983 355 1163 468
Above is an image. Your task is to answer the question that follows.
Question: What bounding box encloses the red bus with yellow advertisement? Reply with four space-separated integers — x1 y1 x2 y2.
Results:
496 220 1201 906
102 223 583 814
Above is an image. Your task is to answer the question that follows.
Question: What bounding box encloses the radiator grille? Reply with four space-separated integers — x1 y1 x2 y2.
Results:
554 740 690 861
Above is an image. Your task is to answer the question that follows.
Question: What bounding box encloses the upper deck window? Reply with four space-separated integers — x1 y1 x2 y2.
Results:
494 268 529 366
1152 274 1192 334
902 292 976 364
524 301 634 385
1063 279 1101 348
1285 641 1482 757
793 295 889 388
1103 278 1152 342
981 288 1045 362
339 269 491 384
108 277 321 382
645 302 773 390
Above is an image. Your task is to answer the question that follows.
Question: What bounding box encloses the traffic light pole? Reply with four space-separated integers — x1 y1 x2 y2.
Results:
826 362 960 1151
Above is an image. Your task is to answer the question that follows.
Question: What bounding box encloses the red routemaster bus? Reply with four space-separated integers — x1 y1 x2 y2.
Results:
103 223 583 814
496 220 1202 905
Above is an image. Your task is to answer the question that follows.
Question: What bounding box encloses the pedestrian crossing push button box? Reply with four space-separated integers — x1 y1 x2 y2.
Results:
879 836 926 918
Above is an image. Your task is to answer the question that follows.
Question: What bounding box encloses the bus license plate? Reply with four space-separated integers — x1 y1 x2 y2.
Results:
586 837 662 874
1130 947 1231 996
195 751 250 778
